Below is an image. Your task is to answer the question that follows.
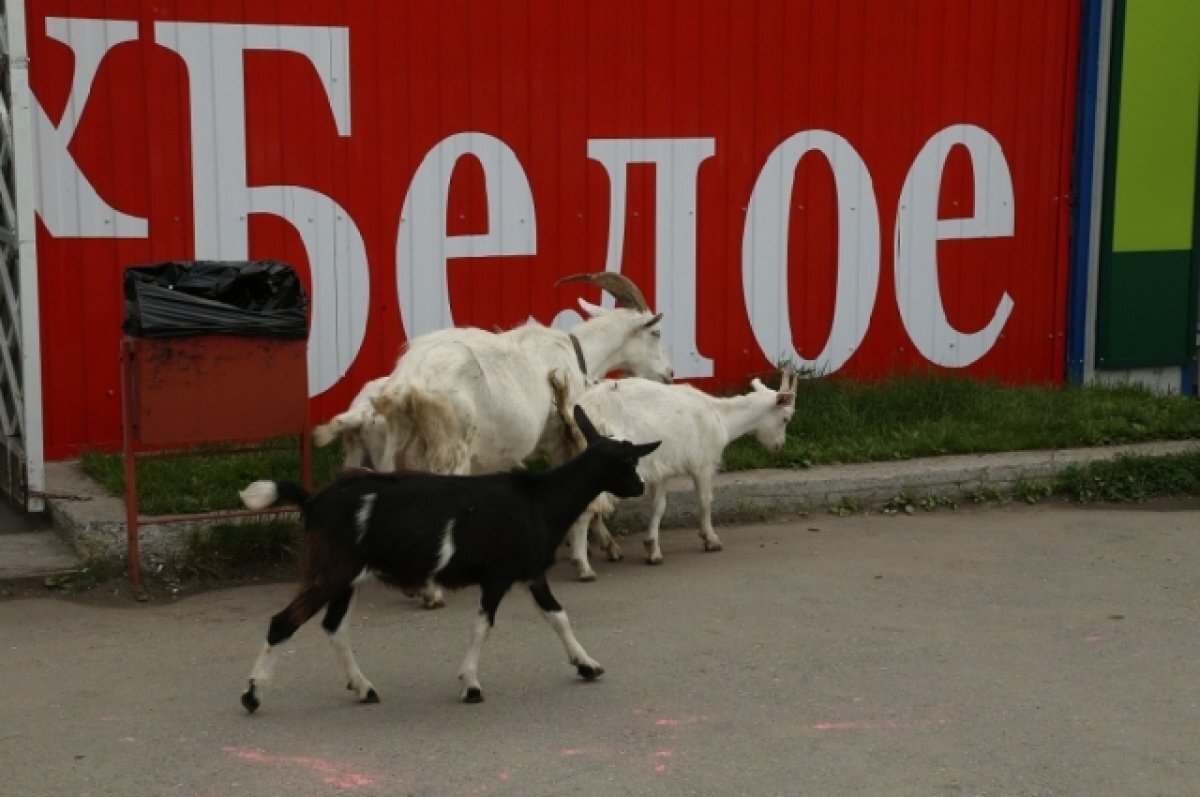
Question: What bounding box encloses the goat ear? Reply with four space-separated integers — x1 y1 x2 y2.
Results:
751 378 768 393
776 391 795 407
572 404 602 443
629 440 662 459
578 298 609 318
640 312 664 329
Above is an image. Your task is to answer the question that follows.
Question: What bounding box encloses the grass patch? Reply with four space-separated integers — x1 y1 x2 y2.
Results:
82 439 346 516
80 373 1200 515
724 373 1200 470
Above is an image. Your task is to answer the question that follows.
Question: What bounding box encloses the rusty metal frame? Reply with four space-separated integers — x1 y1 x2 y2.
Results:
120 335 313 587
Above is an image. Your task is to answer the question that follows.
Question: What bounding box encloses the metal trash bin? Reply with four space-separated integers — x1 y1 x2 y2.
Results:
119 261 312 588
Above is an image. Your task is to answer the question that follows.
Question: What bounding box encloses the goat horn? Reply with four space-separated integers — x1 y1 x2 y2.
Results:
555 272 650 312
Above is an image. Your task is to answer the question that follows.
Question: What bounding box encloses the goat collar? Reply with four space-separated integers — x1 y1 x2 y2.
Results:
568 333 588 376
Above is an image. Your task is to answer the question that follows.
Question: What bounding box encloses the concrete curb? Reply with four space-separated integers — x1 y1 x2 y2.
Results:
606 440 1200 530
38 439 1200 569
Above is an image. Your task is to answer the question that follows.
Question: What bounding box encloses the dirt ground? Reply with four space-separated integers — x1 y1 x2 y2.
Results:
3 501 1199 796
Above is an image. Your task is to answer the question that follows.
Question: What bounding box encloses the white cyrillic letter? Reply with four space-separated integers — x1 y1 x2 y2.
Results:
35 18 147 237
396 132 536 336
155 22 368 395
742 131 880 374
585 138 715 379
895 124 1014 367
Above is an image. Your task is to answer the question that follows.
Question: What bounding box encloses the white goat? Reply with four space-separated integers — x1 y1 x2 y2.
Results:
312 273 668 474
371 272 672 476
562 370 798 579
367 273 672 607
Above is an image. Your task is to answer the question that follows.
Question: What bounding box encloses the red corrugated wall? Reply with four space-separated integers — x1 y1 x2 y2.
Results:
28 0 1079 459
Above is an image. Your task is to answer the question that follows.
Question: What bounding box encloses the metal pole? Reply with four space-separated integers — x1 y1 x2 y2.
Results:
120 339 141 587
5 0 45 511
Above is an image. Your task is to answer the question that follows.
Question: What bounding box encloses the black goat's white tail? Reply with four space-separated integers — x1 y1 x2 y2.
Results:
239 480 310 510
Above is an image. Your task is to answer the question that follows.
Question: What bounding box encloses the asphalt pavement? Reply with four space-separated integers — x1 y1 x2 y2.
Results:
3 504 1198 796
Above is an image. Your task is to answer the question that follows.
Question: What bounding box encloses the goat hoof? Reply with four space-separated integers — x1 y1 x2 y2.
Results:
607 550 623 562
703 540 723 552
645 555 663 566
241 685 260 714
463 687 484 703
423 596 446 610
576 663 605 681
577 570 597 582
361 688 381 704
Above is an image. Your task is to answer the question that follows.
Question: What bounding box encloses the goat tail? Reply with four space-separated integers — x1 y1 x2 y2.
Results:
239 480 310 510
311 421 339 448
313 407 370 448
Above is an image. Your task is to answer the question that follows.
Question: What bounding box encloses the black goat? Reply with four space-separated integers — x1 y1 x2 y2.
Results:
238 404 660 712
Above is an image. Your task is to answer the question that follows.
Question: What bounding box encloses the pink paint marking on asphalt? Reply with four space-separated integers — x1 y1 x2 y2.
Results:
813 720 899 731
223 746 381 790
652 714 707 727
812 718 947 732
1086 635 1104 643
649 748 676 774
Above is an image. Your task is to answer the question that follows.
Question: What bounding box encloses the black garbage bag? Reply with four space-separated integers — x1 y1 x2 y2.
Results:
123 260 309 338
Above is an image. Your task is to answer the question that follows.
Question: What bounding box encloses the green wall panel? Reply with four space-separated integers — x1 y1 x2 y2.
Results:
1097 250 1194 367
1111 0 1200 253
1097 0 1200 370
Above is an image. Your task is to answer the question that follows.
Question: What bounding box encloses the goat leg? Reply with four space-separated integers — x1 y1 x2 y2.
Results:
458 583 505 703
528 576 604 680
643 483 667 565
694 471 723 552
567 514 597 581
589 514 623 562
243 583 340 713
322 585 380 704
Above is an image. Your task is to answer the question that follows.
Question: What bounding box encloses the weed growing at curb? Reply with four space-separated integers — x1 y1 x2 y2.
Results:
178 520 301 581
920 493 959 511
829 496 861 516
41 558 126 593
1052 452 1200 503
1012 479 1055 504
966 485 1004 504
883 492 917 515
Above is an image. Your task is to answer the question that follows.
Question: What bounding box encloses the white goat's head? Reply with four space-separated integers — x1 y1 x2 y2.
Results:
749 369 799 451
558 272 674 383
